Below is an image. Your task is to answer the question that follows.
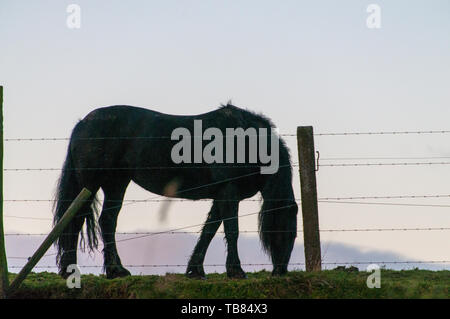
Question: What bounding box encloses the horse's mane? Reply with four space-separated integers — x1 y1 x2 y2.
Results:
218 102 274 127
218 102 292 167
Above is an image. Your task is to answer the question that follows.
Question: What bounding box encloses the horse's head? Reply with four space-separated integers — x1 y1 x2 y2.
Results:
270 199 298 276
259 190 298 276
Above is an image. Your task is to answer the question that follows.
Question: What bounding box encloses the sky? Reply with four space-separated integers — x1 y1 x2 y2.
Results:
0 0 449 274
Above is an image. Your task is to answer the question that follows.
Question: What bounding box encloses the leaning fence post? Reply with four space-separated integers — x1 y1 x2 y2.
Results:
7 188 92 296
0 86 8 298
297 126 322 271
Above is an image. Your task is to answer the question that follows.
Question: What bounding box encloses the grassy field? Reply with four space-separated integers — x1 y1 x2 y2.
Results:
7 268 449 299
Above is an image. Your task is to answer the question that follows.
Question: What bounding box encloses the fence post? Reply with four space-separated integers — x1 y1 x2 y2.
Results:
297 126 322 271
7 188 91 296
0 86 8 298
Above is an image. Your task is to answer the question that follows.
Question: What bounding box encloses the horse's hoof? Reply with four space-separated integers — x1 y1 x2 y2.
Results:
59 265 76 279
271 267 288 277
59 270 71 280
186 267 206 280
106 266 131 279
227 267 247 279
186 272 207 280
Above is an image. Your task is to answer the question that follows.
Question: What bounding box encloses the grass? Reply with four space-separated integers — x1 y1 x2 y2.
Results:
7 268 450 299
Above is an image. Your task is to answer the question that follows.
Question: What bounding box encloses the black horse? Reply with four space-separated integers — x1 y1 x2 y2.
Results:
53 103 298 279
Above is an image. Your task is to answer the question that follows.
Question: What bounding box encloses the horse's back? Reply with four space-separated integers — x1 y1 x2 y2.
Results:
80 104 273 128
68 104 276 200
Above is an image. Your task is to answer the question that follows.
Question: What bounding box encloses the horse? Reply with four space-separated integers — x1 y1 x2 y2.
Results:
53 103 298 279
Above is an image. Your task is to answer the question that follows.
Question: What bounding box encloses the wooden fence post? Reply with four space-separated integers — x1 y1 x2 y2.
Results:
0 86 9 298
297 126 322 271
7 188 91 296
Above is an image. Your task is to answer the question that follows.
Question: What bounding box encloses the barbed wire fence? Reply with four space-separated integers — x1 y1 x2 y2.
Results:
3 129 450 274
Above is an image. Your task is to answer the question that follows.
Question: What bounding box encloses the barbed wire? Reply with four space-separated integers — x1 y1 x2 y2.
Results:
318 200 450 208
318 194 450 200
6 224 450 264
4 215 52 220
6 200 450 221
5 226 450 237
6 129 450 142
6 260 450 269
3 133 298 142
319 161 450 167
6 195 450 221
6 193 450 203
320 156 450 161
3 164 299 172
3 198 264 203
7 160 450 171
314 130 450 136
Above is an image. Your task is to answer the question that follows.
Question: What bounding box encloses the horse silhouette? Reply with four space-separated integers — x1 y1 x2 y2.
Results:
53 103 298 279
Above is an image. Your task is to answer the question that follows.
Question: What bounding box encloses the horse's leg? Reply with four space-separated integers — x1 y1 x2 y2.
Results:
58 192 98 278
58 213 85 278
222 203 246 279
99 182 131 279
186 201 221 279
217 188 246 279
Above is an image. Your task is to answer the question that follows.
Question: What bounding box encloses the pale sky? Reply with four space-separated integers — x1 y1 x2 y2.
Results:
1 0 449 272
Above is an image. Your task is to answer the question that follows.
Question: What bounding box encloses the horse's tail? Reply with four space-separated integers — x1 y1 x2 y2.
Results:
258 195 275 255
258 163 283 256
53 136 99 268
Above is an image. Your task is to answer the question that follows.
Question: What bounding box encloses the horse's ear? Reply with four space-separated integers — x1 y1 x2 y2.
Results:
219 100 234 108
